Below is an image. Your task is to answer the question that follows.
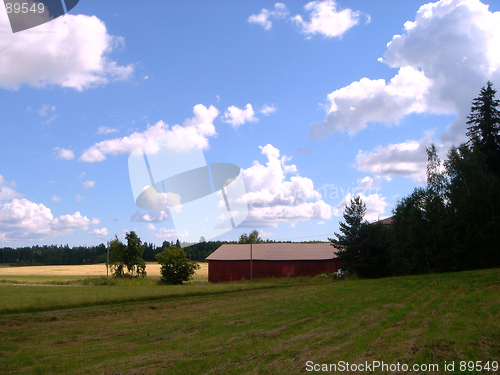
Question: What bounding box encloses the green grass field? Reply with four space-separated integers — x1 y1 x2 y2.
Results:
0 269 499 374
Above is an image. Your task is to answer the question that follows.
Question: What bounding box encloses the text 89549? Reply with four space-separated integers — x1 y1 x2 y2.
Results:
5 2 45 14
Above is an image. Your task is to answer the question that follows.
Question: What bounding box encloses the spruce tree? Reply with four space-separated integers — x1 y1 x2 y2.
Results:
329 196 366 251
330 196 390 278
466 81 500 176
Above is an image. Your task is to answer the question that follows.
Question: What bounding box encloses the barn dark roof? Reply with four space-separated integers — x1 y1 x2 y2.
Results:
206 243 339 261
377 217 393 225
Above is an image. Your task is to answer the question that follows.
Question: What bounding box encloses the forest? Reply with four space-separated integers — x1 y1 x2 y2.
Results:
0 239 233 266
332 82 500 278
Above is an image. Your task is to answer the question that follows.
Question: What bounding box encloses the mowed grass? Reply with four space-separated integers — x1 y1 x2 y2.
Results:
0 279 293 314
0 269 499 374
0 262 248 314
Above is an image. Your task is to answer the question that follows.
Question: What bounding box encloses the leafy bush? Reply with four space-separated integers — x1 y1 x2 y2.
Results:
156 246 200 285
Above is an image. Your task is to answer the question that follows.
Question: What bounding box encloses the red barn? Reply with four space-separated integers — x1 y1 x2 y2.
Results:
206 243 342 282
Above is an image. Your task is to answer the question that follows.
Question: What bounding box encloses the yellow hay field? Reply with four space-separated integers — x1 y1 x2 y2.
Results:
0 262 208 278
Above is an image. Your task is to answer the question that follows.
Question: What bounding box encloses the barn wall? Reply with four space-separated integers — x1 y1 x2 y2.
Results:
208 259 343 282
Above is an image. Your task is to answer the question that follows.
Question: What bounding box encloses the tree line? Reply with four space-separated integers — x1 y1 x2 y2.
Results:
0 239 233 266
331 82 500 278
0 244 107 266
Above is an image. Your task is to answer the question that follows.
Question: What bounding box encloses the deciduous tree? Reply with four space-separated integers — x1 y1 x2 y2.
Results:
238 230 262 244
109 231 146 278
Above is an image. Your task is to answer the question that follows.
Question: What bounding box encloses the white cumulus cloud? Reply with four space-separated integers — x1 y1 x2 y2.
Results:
248 1 365 39
248 3 289 30
310 0 500 143
97 126 118 135
89 228 109 238
239 144 332 227
53 147 75 160
310 66 432 137
82 180 96 189
222 104 258 128
291 0 363 38
355 134 434 184
0 198 99 241
260 105 277 116
80 104 219 162
0 175 22 201
130 210 171 223
0 9 134 91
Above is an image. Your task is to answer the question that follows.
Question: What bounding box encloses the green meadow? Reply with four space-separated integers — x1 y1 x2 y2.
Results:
0 269 499 374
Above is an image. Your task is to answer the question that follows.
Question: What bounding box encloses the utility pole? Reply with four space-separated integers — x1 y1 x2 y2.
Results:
100 237 109 284
250 242 253 282
106 241 109 284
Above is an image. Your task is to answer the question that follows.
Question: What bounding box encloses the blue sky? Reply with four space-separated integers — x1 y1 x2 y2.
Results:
1 0 499 247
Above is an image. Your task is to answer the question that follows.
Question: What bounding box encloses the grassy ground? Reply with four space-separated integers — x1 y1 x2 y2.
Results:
0 278 295 314
0 269 499 374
